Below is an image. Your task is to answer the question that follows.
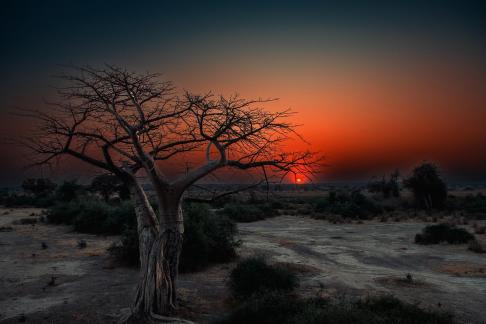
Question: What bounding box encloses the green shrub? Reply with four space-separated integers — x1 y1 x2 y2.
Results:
102 201 137 234
48 200 238 271
268 200 285 210
56 180 84 202
218 292 303 324
2 178 58 207
258 201 281 217
71 201 112 233
312 190 382 219
15 218 37 225
404 162 447 210
415 224 475 245
90 173 130 201
208 195 234 209
368 170 400 198
108 226 140 266
462 193 486 215
217 198 283 223
468 239 485 253
228 257 298 299
4 194 56 208
180 203 239 272
217 294 454 324
22 178 56 198
350 295 454 324
219 203 265 222
46 200 84 224
46 200 136 235
109 203 239 272
313 197 329 212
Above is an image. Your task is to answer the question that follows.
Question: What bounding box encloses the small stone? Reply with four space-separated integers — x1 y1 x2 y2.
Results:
48 276 57 286
77 240 87 249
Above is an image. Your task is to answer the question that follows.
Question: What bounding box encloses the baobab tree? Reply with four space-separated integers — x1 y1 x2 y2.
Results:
21 65 318 322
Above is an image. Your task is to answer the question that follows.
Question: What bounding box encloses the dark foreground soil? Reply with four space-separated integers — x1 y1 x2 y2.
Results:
1 208 486 323
0 208 230 323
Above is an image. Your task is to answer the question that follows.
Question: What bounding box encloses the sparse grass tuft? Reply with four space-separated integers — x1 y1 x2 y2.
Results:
228 256 298 299
312 190 382 220
468 240 485 253
415 224 475 245
219 202 265 222
216 293 455 324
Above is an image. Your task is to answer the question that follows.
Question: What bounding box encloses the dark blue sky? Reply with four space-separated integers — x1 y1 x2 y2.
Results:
2 1 484 85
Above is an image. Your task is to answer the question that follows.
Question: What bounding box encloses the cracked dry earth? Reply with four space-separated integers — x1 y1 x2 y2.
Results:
1 209 486 323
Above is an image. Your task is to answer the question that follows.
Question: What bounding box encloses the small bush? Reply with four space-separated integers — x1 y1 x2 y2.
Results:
415 224 475 245
268 200 285 210
258 201 282 217
90 173 130 201
15 218 37 225
218 292 303 324
312 190 382 219
228 257 298 299
109 203 239 272
4 194 55 208
46 200 84 224
368 170 400 198
468 240 485 253
474 226 486 234
71 201 113 233
313 197 329 212
461 193 486 215
217 294 454 324
404 162 447 210
56 180 84 202
102 201 137 234
108 226 140 266
180 203 239 272
22 178 56 198
219 203 265 222
46 200 136 235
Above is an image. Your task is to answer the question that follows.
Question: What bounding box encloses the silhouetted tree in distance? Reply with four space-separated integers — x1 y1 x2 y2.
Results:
368 169 400 198
90 173 129 201
56 180 84 202
404 162 447 210
21 178 56 198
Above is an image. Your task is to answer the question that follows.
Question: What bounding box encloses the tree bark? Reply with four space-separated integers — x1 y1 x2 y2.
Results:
123 183 185 323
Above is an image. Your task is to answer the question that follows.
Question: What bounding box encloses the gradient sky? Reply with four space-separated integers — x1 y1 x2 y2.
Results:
1 0 486 185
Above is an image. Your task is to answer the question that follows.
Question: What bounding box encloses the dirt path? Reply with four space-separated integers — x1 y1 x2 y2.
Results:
238 216 486 324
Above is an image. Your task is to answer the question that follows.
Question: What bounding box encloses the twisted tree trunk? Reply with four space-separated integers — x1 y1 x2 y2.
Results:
122 183 187 324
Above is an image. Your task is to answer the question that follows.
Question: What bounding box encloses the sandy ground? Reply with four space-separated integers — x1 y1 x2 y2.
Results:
0 208 230 323
1 208 486 323
238 216 486 324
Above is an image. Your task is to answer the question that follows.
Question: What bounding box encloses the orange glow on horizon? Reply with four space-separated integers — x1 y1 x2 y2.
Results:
1 49 485 184
168 52 486 181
